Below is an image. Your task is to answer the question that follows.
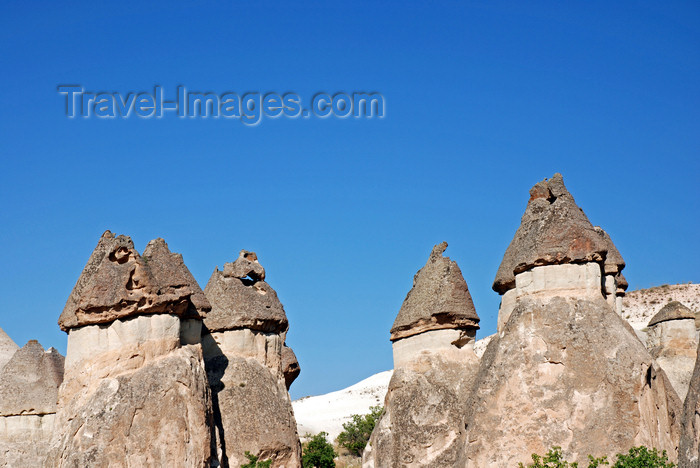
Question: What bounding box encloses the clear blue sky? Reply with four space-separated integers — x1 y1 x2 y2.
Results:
0 1 698 399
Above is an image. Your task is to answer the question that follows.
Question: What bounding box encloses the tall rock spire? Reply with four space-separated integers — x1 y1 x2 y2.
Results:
47 231 212 468
365 243 481 467
202 250 301 468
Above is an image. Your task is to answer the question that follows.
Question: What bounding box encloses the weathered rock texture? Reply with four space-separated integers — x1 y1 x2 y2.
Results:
647 302 698 400
282 344 301 390
0 327 18 372
203 251 301 468
58 231 199 331
459 173 680 466
365 243 480 467
681 339 700 467
0 340 64 467
47 232 212 468
494 175 627 331
492 174 608 295
390 242 479 341
458 296 681 467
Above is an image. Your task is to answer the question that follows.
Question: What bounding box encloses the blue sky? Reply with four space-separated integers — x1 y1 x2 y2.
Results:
0 1 698 399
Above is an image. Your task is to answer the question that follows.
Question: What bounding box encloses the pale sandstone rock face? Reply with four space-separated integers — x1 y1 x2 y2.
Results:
391 328 475 369
47 341 212 468
48 232 212 467
0 340 64 416
0 414 56 467
647 302 698 401
0 327 18 372
493 174 609 294
498 262 603 332
390 242 479 341
203 251 301 468
365 352 479 468
680 341 700 467
0 340 64 467
457 296 681 467
365 243 480 468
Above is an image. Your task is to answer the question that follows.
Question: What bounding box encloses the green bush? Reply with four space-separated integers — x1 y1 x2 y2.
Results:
519 446 675 468
301 432 336 468
241 451 272 468
336 406 383 457
610 446 674 468
518 446 606 468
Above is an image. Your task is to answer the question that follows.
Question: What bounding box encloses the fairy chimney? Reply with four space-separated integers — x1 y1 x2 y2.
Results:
647 301 697 400
0 340 64 466
47 231 212 467
458 174 681 466
364 243 481 467
202 249 301 468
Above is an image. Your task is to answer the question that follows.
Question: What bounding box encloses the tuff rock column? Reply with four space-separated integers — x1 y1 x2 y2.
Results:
647 302 697 401
458 174 681 466
46 231 212 467
0 339 64 466
202 250 301 468
363 242 480 468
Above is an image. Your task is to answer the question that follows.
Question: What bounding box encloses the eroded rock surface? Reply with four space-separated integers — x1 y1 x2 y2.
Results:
0 327 18 372
647 302 697 400
48 232 212 468
203 251 301 468
58 231 197 330
390 242 479 341
365 242 480 468
493 174 608 294
458 296 681 467
0 340 64 467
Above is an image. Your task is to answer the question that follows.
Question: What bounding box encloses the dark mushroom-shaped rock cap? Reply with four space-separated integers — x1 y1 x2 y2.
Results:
390 242 479 342
648 301 695 327
142 238 211 320
203 251 289 334
493 174 608 294
59 231 200 331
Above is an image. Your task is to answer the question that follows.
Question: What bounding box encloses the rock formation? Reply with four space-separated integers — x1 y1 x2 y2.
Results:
647 302 698 400
0 340 64 467
457 174 681 466
203 249 301 468
46 231 212 467
364 242 480 467
0 327 18 372
680 331 700 467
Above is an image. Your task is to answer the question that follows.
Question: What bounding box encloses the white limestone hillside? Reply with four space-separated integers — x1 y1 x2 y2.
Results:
293 370 392 442
292 336 495 442
623 283 700 330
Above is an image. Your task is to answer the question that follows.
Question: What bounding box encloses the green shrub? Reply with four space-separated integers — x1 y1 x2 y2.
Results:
241 451 272 468
610 446 674 467
336 406 383 457
301 432 336 468
519 446 675 468
518 446 606 468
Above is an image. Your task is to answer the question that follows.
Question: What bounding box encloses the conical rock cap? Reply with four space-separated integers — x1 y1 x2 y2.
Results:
390 242 479 341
